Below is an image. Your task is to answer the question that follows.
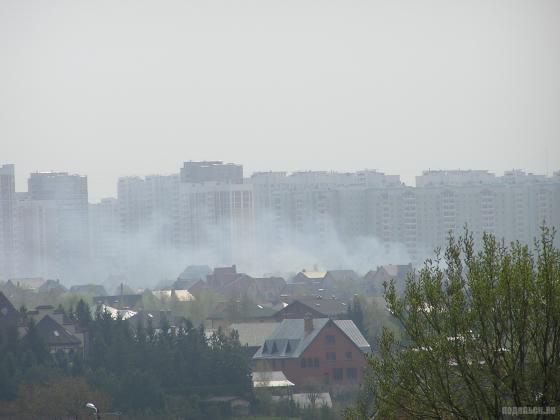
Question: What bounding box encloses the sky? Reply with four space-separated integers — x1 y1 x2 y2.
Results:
1 0 559 202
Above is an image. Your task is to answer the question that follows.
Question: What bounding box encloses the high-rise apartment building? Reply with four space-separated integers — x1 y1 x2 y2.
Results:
117 164 254 281
90 198 122 278
10 163 558 283
249 170 404 257
24 172 90 280
180 161 243 184
0 164 17 279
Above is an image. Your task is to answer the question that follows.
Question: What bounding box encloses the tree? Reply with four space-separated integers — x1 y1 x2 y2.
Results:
75 298 92 327
348 227 560 419
347 295 366 336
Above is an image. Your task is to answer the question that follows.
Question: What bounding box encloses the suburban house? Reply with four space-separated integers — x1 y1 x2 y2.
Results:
207 301 277 329
364 264 414 294
206 265 239 289
290 271 326 287
172 278 207 295
0 291 20 339
274 297 349 321
37 279 67 294
26 304 86 357
321 270 362 295
33 315 83 356
253 317 370 390
222 275 287 302
174 265 212 295
177 265 212 282
7 277 45 292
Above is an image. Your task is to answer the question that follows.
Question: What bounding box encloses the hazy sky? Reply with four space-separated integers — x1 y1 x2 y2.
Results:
1 0 559 202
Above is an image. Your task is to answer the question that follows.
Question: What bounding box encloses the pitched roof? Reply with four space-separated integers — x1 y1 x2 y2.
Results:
324 270 360 282
252 371 295 388
279 297 349 317
34 315 81 346
173 278 205 291
152 289 195 302
333 320 370 352
223 275 286 299
95 304 137 320
93 294 142 308
208 302 277 320
253 318 370 359
297 271 327 280
379 264 413 278
229 322 280 347
70 284 108 296
127 309 186 330
37 279 67 294
0 291 20 332
10 277 45 290
177 265 212 281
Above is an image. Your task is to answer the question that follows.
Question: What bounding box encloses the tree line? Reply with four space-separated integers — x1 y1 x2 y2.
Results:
0 303 251 419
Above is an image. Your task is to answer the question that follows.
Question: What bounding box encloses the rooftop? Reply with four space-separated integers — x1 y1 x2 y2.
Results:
229 322 280 347
253 318 370 360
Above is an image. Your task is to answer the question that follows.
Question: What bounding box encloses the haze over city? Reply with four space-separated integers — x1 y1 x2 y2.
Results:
1 1 560 418
1 0 559 201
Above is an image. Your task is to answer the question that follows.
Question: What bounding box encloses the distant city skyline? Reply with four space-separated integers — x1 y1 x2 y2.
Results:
2 0 559 202
5 164 559 203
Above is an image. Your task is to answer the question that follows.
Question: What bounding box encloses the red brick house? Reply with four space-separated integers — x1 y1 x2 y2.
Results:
253 317 370 391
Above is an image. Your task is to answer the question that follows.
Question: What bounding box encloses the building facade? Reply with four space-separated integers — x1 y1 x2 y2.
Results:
0 165 17 280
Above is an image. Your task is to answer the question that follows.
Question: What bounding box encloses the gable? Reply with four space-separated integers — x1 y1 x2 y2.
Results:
0 292 20 332
274 301 323 319
301 319 370 357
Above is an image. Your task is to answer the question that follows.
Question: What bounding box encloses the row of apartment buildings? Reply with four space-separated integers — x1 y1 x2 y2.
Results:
1 162 559 283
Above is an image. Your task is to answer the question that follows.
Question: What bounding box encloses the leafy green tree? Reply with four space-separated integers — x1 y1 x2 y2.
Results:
349 227 560 419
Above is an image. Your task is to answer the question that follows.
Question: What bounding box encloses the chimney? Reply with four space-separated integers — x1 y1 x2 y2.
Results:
304 313 313 334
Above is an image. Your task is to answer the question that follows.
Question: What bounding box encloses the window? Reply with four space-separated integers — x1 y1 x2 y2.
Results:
314 358 320 368
326 352 336 361
345 351 352 360
301 358 307 368
346 368 357 381
332 368 343 381
307 357 313 367
272 360 276 369
325 334 336 344
281 359 285 369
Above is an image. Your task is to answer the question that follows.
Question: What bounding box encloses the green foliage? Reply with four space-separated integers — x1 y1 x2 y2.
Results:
0 301 252 417
346 295 366 336
350 227 560 419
